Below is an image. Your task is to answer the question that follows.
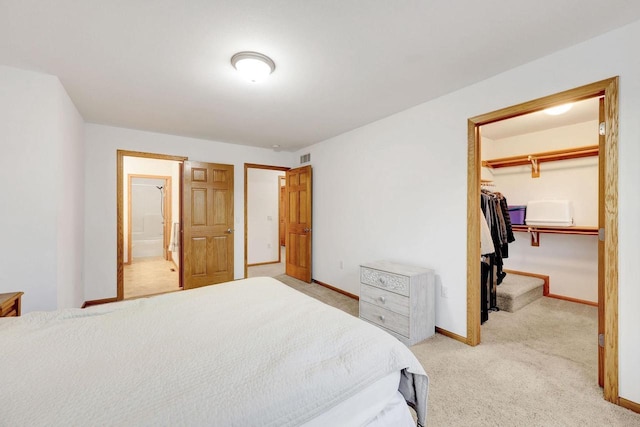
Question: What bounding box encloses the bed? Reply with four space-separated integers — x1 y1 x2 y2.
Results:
0 277 428 426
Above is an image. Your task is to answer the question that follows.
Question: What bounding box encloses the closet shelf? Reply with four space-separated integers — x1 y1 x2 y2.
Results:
482 145 599 178
512 224 599 247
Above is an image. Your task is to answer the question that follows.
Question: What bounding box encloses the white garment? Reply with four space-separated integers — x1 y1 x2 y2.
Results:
169 222 180 251
480 209 495 256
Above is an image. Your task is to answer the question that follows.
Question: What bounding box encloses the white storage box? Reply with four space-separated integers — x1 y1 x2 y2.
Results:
525 200 573 226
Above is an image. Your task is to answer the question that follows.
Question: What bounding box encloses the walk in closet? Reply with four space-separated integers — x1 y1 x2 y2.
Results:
479 97 600 313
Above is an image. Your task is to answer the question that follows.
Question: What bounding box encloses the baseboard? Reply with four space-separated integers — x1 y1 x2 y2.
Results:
619 397 640 414
503 269 550 295
312 279 359 300
247 260 280 267
82 297 118 308
546 293 598 307
435 326 467 344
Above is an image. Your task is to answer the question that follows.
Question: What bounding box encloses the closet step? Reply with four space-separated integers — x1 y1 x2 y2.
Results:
496 274 545 313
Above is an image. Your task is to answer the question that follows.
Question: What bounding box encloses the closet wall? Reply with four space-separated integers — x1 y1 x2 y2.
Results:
482 120 599 303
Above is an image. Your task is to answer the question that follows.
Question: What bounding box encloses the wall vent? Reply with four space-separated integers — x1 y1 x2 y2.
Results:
300 153 311 164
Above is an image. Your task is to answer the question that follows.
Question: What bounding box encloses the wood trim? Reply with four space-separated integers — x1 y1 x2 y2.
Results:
467 77 619 403
512 225 599 236
435 326 467 344
598 95 606 388
278 175 286 257
247 260 280 267
482 145 598 169
603 77 619 403
244 163 290 278
469 78 611 126
466 120 481 346
503 269 549 295
244 163 290 171
117 150 187 301
546 293 598 307
82 297 118 308
619 397 640 414
313 279 359 300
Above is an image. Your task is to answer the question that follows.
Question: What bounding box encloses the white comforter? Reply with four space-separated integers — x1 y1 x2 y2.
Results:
0 277 428 426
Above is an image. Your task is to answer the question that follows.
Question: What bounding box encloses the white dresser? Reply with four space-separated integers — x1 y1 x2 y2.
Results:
359 261 435 346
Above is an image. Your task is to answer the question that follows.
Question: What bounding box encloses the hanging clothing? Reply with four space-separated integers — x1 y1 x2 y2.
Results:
480 189 515 284
480 190 515 322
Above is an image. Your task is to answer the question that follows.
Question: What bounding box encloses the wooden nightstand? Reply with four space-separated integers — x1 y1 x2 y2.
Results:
0 292 24 317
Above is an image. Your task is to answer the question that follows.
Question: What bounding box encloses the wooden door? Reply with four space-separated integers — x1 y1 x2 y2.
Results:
182 161 234 289
285 165 312 282
597 96 605 387
279 176 286 246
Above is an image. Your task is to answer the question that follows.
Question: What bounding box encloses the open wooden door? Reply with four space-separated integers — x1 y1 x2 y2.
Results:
182 161 234 289
285 165 312 282
597 96 605 387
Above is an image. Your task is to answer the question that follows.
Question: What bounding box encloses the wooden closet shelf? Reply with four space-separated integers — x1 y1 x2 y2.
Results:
512 224 598 246
512 224 599 235
482 145 598 178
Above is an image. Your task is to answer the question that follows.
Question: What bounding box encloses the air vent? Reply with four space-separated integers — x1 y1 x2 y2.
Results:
300 153 311 164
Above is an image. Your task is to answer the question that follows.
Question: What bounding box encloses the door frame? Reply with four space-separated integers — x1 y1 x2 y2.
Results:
279 175 286 247
116 150 187 301
466 77 619 402
126 174 172 265
243 163 290 278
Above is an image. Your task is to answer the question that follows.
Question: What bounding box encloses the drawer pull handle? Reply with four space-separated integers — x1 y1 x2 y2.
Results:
379 315 385 322
379 296 386 303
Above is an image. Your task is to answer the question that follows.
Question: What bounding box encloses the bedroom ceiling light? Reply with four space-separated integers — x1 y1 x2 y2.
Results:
543 103 573 115
231 51 275 83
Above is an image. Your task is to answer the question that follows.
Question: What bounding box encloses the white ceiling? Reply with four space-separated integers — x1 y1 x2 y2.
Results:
1 1 639 151
481 97 600 140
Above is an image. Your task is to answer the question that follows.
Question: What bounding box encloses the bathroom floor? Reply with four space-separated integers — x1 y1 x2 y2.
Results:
124 257 180 299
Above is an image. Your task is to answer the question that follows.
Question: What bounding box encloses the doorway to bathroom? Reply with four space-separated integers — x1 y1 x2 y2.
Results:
122 155 183 299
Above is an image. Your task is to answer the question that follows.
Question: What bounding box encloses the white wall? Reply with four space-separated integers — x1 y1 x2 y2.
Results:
296 21 640 403
485 121 599 302
247 168 283 264
122 157 181 263
84 124 293 301
0 65 84 313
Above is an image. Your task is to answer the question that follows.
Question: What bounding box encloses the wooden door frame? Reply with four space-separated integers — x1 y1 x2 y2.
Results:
466 77 619 402
117 150 187 301
126 174 172 265
244 163 290 278
279 175 286 247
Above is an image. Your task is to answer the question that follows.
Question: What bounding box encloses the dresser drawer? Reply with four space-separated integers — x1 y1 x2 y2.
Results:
360 301 409 337
360 284 409 316
360 267 409 296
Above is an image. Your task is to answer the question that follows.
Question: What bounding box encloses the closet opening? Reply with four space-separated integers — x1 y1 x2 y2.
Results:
466 77 619 404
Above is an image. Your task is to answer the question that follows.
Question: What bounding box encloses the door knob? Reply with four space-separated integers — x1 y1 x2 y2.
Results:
226 228 234 234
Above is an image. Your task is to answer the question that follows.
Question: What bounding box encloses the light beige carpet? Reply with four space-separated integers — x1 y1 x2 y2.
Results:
274 274 640 427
